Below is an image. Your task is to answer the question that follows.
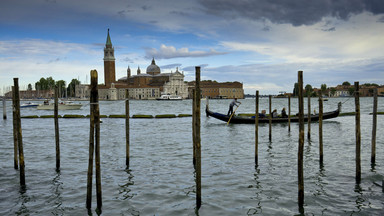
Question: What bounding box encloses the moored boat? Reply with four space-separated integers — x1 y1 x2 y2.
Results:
37 100 82 110
206 102 341 124
156 95 182 100
21 102 39 108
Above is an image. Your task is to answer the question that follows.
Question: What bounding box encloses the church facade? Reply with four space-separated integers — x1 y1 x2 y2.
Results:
75 30 188 100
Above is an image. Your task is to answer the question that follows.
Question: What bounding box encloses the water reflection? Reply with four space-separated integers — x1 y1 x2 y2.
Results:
247 166 263 215
353 184 365 215
49 172 63 216
315 165 326 197
118 169 135 200
370 162 376 172
16 186 29 215
305 139 312 156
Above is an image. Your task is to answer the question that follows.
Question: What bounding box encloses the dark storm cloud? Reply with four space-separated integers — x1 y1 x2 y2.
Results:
198 0 384 26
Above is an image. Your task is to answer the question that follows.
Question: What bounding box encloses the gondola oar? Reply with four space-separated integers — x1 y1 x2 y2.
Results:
227 105 240 125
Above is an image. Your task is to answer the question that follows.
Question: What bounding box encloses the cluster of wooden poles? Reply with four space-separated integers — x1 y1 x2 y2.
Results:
254 71 380 210
6 69 381 213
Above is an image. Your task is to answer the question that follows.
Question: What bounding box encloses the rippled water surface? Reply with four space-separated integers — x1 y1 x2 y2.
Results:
0 97 383 215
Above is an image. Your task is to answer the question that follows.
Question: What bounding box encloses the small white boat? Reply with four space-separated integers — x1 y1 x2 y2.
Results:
156 95 182 100
21 102 39 108
37 100 82 110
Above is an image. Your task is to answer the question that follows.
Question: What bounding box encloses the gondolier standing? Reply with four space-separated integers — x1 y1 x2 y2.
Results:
227 98 241 116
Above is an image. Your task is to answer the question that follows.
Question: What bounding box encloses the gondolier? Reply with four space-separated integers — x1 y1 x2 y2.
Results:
227 98 241 116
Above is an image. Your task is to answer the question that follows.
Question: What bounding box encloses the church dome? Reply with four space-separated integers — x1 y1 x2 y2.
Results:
146 58 161 75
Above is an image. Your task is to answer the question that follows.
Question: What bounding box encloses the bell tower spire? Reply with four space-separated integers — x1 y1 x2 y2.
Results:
103 28 116 87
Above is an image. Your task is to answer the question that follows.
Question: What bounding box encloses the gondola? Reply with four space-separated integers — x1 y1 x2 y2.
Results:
205 102 341 124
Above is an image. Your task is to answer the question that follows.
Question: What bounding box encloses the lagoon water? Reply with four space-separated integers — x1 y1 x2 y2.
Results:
0 97 383 215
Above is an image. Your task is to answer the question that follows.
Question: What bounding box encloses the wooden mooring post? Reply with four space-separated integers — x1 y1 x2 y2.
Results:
86 70 102 211
269 95 272 141
192 89 196 167
194 66 202 209
288 95 291 132
2 97 6 120
371 89 377 165
307 94 311 139
54 85 60 171
298 71 304 209
255 90 259 165
125 89 130 168
354 81 361 184
12 86 18 169
13 78 25 186
319 95 323 165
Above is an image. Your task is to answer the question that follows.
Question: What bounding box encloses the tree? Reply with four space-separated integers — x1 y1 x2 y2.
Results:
56 80 66 98
27 83 33 91
35 78 46 90
320 84 327 95
67 79 81 97
363 83 379 87
46 77 55 90
342 81 351 86
305 84 313 97
35 77 55 90
293 82 299 96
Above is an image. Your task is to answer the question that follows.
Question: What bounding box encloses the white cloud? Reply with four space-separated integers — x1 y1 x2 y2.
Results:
0 39 103 89
0 39 100 59
0 58 103 90
145 44 226 59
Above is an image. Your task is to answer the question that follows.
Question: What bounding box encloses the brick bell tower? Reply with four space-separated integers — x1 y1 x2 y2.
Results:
103 29 116 87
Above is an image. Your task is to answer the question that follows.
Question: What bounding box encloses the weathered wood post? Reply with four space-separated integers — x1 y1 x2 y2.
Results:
371 89 377 165
382 180 384 193
194 66 202 209
87 72 96 209
307 94 311 139
54 85 60 171
288 95 291 132
94 72 102 211
354 81 361 184
269 95 272 141
319 95 323 165
125 89 130 168
2 97 6 119
13 78 25 186
192 89 196 167
86 70 102 211
298 71 304 208
12 86 18 169
255 90 259 165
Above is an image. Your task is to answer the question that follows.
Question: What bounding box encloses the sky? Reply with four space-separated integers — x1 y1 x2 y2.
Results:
1 0 384 95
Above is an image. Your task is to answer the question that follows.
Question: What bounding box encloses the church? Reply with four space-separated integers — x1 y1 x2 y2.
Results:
76 29 189 100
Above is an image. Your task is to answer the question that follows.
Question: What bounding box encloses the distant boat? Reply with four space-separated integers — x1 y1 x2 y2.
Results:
156 95 182 100
21 102 39 108
37 100 82 110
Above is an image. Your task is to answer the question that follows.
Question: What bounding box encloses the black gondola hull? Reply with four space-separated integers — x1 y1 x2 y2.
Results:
206 107 340 124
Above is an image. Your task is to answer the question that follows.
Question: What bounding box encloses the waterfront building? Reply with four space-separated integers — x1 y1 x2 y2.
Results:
188 80 244 99
334 85 351 97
